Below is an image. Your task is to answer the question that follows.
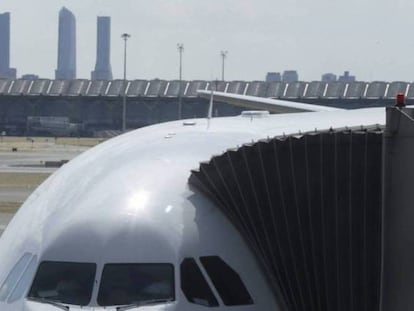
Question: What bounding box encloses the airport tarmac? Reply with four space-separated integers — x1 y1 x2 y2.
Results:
0 213 14 236
0 148 89 173
0 137 100 237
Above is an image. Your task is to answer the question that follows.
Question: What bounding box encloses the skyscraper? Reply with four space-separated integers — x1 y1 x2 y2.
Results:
0 12 16 79
91 16 112 80
55 7 76 80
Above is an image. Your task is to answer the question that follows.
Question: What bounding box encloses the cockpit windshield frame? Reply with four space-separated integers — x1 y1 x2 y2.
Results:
27 261 96 306
97 263 175 307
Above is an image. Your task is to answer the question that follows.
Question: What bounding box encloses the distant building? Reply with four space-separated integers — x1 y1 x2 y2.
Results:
55 7 76 80
282 70 299 82
91 16 113 80
322 73 337 82
0 12 16 79
21 74 39 80
266 72 281 82
26 116 82 137
338 71 356 82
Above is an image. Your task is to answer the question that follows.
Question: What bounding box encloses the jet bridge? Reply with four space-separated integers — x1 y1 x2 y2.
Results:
190 126 384 311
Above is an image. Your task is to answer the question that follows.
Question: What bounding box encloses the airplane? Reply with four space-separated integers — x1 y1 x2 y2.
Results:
0 90 395 310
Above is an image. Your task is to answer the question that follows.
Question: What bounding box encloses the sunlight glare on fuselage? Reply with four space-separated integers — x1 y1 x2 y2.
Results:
127 190 150 216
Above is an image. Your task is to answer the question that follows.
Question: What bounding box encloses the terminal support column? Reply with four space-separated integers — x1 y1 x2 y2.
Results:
381 107 414 310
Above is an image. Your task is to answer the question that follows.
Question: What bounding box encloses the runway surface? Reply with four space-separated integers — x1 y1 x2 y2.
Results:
0 213 14 237
0 141 93 237
0 188 33 202
0 149 86 173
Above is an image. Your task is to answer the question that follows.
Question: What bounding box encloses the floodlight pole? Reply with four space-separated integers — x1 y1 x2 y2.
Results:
177 43 184 120
121 33 131 132
220 50 228 81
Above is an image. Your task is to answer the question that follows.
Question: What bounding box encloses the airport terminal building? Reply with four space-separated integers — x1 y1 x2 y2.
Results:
0 78 410 136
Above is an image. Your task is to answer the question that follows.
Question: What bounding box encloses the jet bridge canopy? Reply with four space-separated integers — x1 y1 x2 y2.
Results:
190 126 383 311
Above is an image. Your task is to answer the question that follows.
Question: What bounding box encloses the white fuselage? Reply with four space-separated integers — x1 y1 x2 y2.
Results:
0 108 385 310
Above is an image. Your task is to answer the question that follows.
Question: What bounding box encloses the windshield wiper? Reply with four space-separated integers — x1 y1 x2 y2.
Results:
116 298 174 311
27 297 70 310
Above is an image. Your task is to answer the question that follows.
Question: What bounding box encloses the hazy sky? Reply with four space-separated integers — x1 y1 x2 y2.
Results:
1 0 414 81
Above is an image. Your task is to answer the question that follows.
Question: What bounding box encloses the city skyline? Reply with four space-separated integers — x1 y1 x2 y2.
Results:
1 1 414 82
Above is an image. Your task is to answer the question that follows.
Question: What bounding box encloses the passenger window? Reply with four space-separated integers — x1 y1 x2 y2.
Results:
0 253 32 301
8 255 37 303
200 256 253 306
180 258 218 307
97 263 174 306
27 261 96 306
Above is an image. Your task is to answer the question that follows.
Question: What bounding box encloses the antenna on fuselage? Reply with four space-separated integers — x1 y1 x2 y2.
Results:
207 79 218 129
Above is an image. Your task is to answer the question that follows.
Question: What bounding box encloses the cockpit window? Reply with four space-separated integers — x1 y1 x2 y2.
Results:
180 258 219 307
8 255 37 303
0 252 32 302
200 256 253 306
27 261 96 306
97 263 174 306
